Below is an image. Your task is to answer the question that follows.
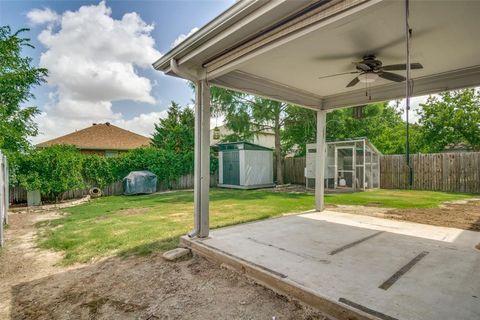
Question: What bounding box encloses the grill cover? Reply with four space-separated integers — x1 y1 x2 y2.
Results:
123 171 157 195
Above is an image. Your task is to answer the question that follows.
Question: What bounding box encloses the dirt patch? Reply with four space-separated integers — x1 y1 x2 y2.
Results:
0 210 80 318
328 199 480 231
327 204 394 218
11 254 329 320
1 209 330 320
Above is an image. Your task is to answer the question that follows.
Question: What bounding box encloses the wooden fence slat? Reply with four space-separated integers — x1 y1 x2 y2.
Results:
379 152 479 193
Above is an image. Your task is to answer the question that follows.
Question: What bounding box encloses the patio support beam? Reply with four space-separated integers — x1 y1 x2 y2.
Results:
193 79 211 238
315 109 326 211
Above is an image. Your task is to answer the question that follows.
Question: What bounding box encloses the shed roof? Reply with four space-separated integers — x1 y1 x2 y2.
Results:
218 141 273 151
37 123 151 151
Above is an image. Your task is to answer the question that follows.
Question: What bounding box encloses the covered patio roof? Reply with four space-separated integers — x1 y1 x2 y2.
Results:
154 0 480 110
153 0 480 239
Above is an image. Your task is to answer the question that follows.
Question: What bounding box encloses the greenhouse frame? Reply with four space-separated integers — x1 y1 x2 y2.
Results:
305 138 381 191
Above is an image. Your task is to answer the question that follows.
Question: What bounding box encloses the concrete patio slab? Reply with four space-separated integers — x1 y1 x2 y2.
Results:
182 211 480 320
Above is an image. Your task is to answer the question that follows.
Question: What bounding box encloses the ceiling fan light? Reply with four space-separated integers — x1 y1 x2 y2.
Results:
358 73 379 83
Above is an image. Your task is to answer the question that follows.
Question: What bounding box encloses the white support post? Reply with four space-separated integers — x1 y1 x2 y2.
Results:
315 110 326 211
193 80 211 238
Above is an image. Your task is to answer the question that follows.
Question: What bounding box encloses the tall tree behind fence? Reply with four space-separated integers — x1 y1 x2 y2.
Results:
380 152 480 193
10 173 218 204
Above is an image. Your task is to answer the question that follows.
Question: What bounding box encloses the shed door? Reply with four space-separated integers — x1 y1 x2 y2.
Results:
222 151 240 185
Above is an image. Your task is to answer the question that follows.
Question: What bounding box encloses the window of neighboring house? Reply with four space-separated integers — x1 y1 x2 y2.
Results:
105 150 119 158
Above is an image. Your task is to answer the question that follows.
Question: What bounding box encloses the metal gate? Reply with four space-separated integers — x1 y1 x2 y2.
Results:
222 150 240 185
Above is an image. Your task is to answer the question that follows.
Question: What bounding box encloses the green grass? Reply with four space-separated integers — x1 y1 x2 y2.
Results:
325 189 474 209
37 188 474 264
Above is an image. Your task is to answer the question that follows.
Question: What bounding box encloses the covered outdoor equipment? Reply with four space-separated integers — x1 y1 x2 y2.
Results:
123 171 157 195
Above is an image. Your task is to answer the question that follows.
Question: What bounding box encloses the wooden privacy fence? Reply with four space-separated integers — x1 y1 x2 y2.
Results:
281 152 480 193
283 157 306 185
380 152 480 193
10 173 218 204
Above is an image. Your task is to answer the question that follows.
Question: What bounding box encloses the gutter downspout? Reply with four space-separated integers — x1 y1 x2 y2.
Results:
170 58 199 82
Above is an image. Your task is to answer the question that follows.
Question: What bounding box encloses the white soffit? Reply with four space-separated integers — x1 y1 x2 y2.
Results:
216 0 480 108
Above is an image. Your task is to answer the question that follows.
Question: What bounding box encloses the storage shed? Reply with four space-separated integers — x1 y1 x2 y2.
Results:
305 138 381 191
218 142 274 189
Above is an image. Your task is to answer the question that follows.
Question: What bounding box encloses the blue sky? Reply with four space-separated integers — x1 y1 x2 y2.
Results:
0 0 234 142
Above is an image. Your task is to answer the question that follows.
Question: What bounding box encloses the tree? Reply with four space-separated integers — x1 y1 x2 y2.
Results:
0 26 47 182
151 101 194 154
281 106 316 156
417 89 480 152
210 87 289 184
282 102 422 156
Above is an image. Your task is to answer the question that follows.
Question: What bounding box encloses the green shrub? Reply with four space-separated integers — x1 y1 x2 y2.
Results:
18 145 84 201
82 155 115 188
16 144 217 200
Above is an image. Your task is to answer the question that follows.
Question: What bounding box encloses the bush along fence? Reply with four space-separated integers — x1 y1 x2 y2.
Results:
9 145 219 205
281 151 480 193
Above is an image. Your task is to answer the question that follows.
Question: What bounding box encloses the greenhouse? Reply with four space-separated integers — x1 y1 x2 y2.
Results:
305 138 381 191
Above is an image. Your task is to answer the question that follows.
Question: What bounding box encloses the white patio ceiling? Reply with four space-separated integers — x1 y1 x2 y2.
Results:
154 0 480 110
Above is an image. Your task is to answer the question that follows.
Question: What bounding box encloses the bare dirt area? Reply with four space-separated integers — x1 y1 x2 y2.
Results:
328 198 480 231
0 209 329 320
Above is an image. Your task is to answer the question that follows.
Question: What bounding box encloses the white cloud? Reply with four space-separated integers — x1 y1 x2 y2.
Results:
27 8 59 25
389 94 434 123
171 27 199 48
29 1 165 143
113 111 168 137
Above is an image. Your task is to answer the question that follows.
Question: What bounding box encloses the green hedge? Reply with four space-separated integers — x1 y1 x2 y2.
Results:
16 145 218 199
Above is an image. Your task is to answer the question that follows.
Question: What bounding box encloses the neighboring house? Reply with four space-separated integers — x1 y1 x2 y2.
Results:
37 122 151 157
210 125 275 149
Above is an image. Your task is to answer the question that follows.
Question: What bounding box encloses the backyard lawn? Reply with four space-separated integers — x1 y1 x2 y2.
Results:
38 188 475 264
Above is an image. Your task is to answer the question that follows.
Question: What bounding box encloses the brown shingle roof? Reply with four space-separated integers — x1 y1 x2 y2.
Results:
37 123 151 150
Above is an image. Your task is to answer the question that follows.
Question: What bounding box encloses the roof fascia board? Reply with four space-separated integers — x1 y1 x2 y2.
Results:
205 0 380 80
210 70 323 110
322 65 480 110
178 0 294 68
153 0 267 71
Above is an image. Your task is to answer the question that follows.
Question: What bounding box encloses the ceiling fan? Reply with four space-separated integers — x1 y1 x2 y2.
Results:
318 54 423 88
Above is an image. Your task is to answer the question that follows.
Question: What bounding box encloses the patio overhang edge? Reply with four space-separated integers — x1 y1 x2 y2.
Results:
208 65 480 111
210 70 324 110
152 0 268 71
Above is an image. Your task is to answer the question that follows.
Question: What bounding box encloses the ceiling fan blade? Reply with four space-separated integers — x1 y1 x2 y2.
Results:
379 72 406 82
346 76 360 88
382 63 423 71
318 71 359 79
355 62 371 71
